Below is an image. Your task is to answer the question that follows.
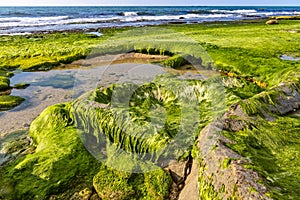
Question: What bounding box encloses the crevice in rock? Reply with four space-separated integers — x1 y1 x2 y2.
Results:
167 155 194 200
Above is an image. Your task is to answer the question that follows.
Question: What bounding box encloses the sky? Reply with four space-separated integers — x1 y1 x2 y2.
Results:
0 0 299 6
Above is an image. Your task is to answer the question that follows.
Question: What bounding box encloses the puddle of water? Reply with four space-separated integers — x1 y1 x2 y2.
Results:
280 54 300 61
1 54 219 137
85 32 103 37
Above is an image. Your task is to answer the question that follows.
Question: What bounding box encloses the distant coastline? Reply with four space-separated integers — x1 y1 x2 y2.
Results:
0 6 300 35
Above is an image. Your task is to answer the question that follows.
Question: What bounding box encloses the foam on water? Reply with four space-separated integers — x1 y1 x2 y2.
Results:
0 6 299 34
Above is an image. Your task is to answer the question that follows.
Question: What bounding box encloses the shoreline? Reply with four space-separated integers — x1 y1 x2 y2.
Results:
0 18 270 36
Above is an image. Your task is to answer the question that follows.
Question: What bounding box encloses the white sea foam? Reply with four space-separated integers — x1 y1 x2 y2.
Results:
121 12 138 16
0 16 121 28
0 32 32 36
1 8 299 33
211 9 258 14
121 13 235 22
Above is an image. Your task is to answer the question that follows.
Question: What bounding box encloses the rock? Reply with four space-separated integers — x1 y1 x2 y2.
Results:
0 135 32 167
89 193 101 200
241 82 300 119
78 188 93 200
197 120 271 200
266 19 279 25
13 83 30 89
223 103 248 131
193 81 300 199
178 159 199 200
165 160 187 183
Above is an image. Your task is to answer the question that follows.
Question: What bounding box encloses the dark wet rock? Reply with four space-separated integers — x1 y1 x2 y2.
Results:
165 158 195 200
89 193 101 200
223 103 248 131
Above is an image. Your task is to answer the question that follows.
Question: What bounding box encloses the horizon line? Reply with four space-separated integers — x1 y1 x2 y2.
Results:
0 5 299 7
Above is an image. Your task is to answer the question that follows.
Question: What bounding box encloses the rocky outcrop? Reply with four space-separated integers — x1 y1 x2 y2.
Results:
188 81 300 199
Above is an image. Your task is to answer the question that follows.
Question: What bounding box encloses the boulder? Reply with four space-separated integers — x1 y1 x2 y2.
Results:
266 19 279 25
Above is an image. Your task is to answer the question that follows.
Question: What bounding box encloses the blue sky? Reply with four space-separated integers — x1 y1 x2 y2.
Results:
0 0 299 6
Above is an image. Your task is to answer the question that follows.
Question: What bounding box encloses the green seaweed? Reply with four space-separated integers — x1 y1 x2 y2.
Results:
0 76 10 91
13 82 30 89
0 99 173 199
198 159 221 200
0 104 101 199
162 54 188 68
222 114 300 200
0 95 24 111
93 167 171 200
0 19 299 199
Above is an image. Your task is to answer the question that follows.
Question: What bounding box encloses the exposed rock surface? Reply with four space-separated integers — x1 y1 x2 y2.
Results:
178 159 199 200
266 19 279 25
185 81 300 199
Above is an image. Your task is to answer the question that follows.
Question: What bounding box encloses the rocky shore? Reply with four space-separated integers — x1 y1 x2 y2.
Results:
0 19 299 199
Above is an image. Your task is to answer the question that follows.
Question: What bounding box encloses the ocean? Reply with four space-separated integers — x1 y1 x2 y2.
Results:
0 6 300 35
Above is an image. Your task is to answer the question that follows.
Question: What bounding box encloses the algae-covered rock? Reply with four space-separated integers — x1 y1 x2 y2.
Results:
72 74 225 172
195 81 300 200
0 104 101 199
0 94 174 199
0 95 25 111
0 76 10 91
13 82 30 89
162 54 188 68
93 166 171 200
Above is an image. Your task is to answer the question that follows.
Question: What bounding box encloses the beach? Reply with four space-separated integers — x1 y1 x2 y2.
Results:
0 6 299 200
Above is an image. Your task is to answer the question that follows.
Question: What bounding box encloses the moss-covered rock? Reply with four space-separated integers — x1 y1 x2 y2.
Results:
13 82 30 89
162 54 188 68
0 103 101 199
93 167 171 200
0 95 24 111
0 76 10 91
0 96 174 199
195 81 300 200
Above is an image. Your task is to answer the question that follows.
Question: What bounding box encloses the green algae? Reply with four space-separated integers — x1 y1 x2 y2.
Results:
0 95 25 111
0 20 299 199
0 71 226 197
162 54 188 68
198 159 221 200
222 76 265 100
72 73 226 171
222 114 300 200
0 99 172 199
93 167 171 200
1 20 299 86
0 33 106 71
0 76 10 91
0 104 100 199
170 20 300 87
13 82 30 89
